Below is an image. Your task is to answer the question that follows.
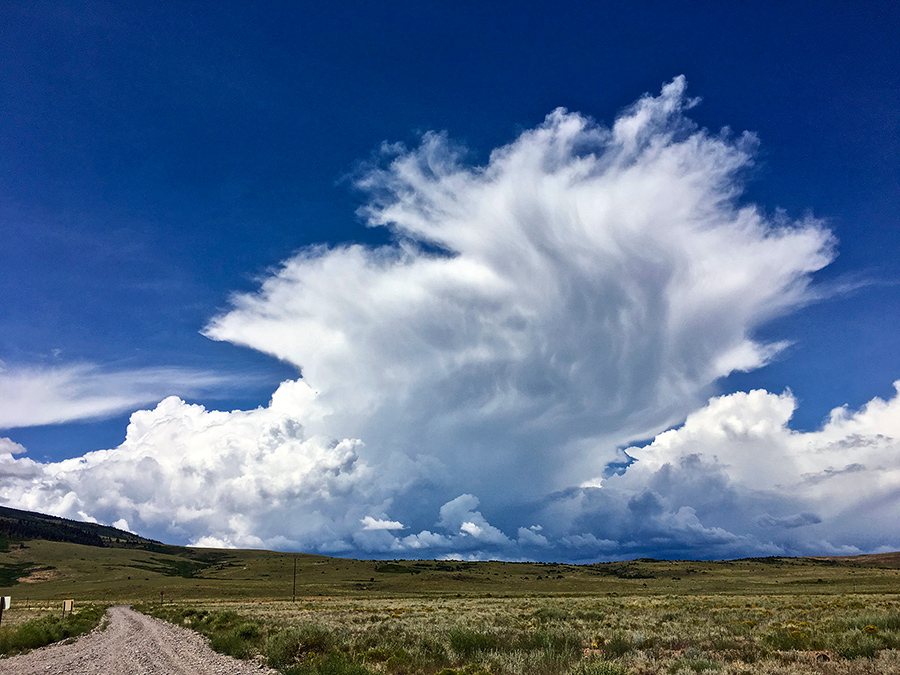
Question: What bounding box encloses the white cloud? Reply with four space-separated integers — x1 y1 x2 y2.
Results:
1 382 899 559
400 530 450 550
0 382 391 549
2 77 892 561
460 522 483 536
0 363 238 429
204 76 832 506
361 516 405 531
0 437 27 455
517 526 549 547
532 382 900 560
0 436 40 480
112 518 133 533
436 494 511 545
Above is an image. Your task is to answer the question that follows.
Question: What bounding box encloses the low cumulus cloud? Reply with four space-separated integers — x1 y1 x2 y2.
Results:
535 383 900 560
2 77 894 560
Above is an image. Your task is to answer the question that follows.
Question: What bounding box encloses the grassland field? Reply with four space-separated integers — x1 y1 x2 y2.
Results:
3 539 900 674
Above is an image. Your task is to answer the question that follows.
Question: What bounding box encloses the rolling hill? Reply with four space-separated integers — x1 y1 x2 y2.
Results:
0 504 158 550
2 506 900 604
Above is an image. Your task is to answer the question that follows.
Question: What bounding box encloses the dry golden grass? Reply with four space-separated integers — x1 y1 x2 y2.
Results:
140 593 900 674
5 539 900 673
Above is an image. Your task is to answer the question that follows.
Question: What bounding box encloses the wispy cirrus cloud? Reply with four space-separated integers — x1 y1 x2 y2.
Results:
0 362 238 429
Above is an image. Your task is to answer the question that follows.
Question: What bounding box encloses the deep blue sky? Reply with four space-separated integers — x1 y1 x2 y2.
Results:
2 0 898 462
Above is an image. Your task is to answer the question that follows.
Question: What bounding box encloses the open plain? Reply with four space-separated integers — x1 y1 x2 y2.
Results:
3 533 900 674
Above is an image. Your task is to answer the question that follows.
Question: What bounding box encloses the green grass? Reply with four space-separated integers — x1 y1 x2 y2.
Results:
0 561 41 586
5 539 900 673
5 539 900 604
0 604 106 656
134 593 900 674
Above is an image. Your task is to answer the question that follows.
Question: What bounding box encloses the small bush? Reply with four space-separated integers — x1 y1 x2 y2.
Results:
209 610 243 630
533 606 569 623
210 631 254 659
449 628 499 656
518 628 581 651
384 647 410 669
416 635 447 661
459 664 491 675
845 611 900 632
363 647 389 662
235 621 262 640
761 628 812 651
575 609 605 621
836 631 886 659
267 622 335 669
599 633 633 658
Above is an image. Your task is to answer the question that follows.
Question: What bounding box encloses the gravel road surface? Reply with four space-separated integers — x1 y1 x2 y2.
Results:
0 605 278 674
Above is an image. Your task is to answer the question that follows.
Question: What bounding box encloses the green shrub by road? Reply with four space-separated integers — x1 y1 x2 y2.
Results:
0 605 106 657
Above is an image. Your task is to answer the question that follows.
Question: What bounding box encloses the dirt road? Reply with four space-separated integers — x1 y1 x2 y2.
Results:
0 605 277 674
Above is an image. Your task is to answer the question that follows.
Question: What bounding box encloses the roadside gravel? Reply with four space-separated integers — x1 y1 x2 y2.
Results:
0 605 278 674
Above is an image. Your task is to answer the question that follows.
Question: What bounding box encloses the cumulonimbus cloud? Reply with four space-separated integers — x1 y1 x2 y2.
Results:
203 76 833 500
3 77 893 561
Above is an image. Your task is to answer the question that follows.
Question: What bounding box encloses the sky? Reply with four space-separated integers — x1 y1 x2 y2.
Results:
1 2 899 562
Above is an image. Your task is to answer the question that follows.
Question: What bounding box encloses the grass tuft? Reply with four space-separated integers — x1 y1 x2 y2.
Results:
449 627 500 656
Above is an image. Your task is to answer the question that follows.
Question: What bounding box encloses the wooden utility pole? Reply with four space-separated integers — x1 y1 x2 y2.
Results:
292 557 297 602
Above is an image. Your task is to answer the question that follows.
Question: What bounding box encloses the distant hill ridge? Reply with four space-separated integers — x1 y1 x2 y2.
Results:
2 504 900 571
0 504 161 550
